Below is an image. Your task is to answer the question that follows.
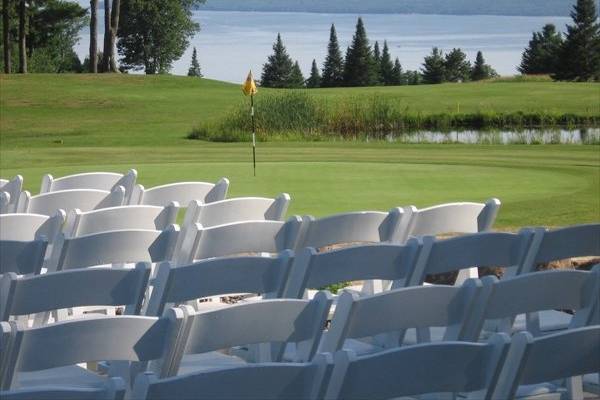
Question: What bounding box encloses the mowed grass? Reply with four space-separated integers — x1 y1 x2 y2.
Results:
1 74 599 229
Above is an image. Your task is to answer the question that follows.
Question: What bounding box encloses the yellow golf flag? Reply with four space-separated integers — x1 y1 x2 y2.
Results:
242 70 257 96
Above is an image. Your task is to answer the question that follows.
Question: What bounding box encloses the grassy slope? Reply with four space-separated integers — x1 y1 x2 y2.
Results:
1 74 598 229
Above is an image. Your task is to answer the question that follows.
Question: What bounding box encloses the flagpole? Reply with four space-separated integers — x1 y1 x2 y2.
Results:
251 93 256 177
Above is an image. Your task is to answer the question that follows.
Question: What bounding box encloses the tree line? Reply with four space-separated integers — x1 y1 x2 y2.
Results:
519 0 600 81
1 0 204 74
260 17 498 88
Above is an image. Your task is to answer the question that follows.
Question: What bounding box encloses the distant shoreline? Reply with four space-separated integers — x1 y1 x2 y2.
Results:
194 9 569 18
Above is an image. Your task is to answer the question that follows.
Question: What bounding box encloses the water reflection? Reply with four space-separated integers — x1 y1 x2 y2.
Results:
384 128 600 144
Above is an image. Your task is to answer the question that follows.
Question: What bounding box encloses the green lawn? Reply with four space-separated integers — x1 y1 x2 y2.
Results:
1 74 599 230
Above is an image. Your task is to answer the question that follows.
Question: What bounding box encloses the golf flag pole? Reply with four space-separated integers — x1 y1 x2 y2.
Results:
242 70 258 177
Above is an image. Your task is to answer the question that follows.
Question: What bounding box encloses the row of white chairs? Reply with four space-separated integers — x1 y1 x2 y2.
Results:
1 171 230 214
1 267 598 399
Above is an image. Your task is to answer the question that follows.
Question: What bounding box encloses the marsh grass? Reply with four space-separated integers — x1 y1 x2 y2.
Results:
189 91 600 142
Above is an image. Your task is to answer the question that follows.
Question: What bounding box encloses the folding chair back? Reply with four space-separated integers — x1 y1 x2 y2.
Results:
322 279 483 353
40 170 137 199
0 263 151 322
0 238 47 276
295 209 404 251
0 176 23 214
283 241 420 299
492 326 600 400
0 377 125 400
64 204 179 237
408 231 534 287
48 225 179 271
132 355 330 400
0 311 185 390
16 187 125 216
176 218 302 265
521 224 600 273
184 194 290 228
324 334 509 400
0 211 65 242
170 294 332 374
130 179 229 206
147 251 294 317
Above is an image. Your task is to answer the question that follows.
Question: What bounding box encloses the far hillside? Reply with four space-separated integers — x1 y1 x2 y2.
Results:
198 0 573 16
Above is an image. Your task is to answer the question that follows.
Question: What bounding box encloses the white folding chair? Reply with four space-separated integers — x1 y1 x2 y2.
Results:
0 264 152 324
0 212 65 243
146 251 294 317
63 203 179 237
183 194 290 228
294 208 405 251
492 326 600 400
321 279 483 355
16 186 125 216
40 170 137 202
132 354 331 400
168 294 332 376
406 230 535 288
324 333 510 400
398 198 501 282
175 217 302 265
283 241 421 300
130 178 229 206
0 310 185 392
0 176 23 214
47 225 180 272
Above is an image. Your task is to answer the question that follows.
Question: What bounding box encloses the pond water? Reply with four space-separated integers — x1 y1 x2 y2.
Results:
380 128 600 144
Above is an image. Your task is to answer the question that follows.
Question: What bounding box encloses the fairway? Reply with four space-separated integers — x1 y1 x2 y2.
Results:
1 74 599 230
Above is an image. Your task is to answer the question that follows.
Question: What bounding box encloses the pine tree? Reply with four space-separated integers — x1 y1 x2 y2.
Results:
391 57 403 85
187 47 202 77
444 48 471 82
343 17 378 87
379 40 394 85
307 59 322 88
554 0 600 81
421 47 446 84
261 33 295 88
519 24 563 75
289 60 306 88
373 41 382 83
471 51 497 81
321 24 345 87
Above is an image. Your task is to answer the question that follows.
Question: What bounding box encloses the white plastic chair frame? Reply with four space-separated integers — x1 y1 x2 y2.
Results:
0 238 48 276
16 186 126 216
0 176 23 214
130 178 229 206
40 169 137 202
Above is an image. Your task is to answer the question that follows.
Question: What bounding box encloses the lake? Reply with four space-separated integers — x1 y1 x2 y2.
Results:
75 11 570 82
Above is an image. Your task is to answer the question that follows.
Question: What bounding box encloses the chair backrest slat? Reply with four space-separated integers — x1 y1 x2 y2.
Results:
325 334 509 400
0 377 125 400
295 209 404 251
49 226 179 271
0 176 23 214
492 327 600 399
16 187 125 216
40 170 136 196
0 264 151 321
131 178 229 206
0 239 47 275
147 251 294 317
0 212 65 242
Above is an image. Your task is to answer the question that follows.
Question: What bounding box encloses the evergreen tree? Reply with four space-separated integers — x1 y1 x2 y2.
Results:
343 17 378 86
321 24 345 87
391 57 403 85
289 60 305 88
373 40 382 83
519 24 563 74
405 70 422 85
260 33 295 88
379 40 394 85
471 51 497 81
421 47 446 84
187 47 202 77
444 48 471 82
554 0 600 81
307 59 322 88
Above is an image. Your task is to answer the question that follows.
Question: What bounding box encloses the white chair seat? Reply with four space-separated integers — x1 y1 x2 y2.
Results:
17 365 105 389
176 351 246 376
515 383 563 400
584 373 599 394
512 310 572 333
